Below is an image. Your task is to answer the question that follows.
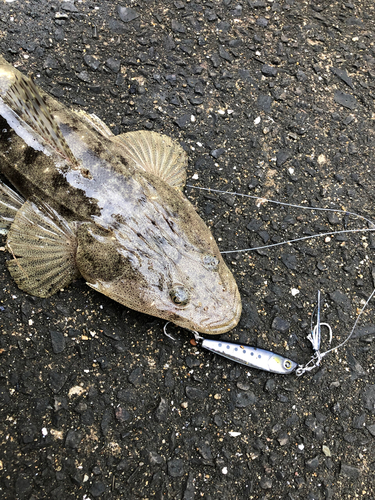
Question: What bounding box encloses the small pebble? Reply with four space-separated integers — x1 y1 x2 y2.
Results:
271 317 290 333
305 456 319 471
89 481 106 498
83 54 100 70
261 64 277 77
168 458 184 477
118 5 139 22
334 90 357 110
50 331 65 354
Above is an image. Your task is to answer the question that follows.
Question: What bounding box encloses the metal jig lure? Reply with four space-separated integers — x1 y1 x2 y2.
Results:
195 335 298 374
163 322 297 375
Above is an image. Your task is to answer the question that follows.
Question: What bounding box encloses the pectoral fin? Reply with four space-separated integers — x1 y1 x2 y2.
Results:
113 130 187 190
6 201 79 297
0 181 24 231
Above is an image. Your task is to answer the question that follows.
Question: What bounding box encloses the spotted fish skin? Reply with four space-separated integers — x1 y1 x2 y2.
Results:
0 55 242 335
5 70 77 166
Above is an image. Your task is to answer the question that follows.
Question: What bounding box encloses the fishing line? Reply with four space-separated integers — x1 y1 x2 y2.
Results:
187 184 375 376
318 287 375 358
186 185 375 226
221 228 375 254
187 184 375 253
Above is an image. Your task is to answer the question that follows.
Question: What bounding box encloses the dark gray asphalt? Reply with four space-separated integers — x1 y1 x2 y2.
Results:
0 1 375 499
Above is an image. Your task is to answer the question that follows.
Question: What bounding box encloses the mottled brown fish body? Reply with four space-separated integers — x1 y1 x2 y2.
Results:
0 55 241 334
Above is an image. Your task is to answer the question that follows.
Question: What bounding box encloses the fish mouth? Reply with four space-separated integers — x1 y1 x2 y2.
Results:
197 296 242 334
190 281 242 335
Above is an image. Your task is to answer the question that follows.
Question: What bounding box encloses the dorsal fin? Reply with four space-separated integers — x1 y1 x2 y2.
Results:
74 109 114 139
1 67 77 166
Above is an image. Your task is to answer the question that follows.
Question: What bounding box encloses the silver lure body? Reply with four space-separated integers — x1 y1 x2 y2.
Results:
201 339 297 374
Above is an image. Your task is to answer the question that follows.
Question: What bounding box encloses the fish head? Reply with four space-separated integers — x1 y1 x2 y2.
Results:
75 190 241 335
137 243 242 335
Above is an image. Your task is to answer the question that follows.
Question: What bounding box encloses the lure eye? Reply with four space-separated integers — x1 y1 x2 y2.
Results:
284 360 293 370
170 286 190 306
203 254 219 271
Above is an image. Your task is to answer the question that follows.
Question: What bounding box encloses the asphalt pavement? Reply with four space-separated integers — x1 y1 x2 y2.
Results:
0 1 375 498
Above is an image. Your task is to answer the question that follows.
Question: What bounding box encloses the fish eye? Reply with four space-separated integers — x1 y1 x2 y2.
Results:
202 254 219 271
169 286 190 306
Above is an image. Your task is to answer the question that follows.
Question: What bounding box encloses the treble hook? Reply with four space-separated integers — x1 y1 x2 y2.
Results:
307 290 332 352
296 290 332 376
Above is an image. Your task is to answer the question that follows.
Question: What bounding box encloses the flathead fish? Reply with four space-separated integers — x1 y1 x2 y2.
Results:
0 55 241 334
